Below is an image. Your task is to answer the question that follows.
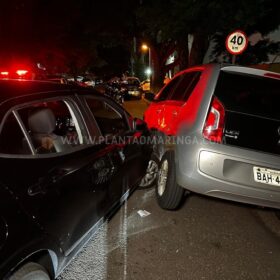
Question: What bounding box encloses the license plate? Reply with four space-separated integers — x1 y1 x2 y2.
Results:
253 166 280 186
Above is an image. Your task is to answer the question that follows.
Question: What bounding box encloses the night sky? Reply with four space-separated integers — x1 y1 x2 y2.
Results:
0 0 135 71
0 0 279 75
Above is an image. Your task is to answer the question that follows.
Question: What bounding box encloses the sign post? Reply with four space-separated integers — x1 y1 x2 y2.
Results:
225 30 248 64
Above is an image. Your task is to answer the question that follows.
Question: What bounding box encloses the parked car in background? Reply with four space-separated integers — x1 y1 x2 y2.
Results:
0 80 152 279
45 74 69 84
144 64 280 210
122 77 142 100
81 77 95 87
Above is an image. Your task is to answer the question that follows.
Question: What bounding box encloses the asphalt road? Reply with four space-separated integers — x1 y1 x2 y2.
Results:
59 99 280 280
59 189 280 280
123 98 150 119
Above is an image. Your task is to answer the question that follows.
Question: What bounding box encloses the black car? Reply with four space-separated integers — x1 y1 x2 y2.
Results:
0 80 152 279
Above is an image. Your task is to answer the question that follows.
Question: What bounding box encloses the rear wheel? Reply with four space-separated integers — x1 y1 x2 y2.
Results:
156 150 185 210
9 262 50 280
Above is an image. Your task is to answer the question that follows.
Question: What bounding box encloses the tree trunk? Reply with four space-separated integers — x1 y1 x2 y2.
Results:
189 32 209 66
177 37 189 71
150 46 165 94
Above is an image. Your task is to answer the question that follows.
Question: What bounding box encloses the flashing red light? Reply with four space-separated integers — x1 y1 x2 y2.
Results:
203 97 225 143
16 70 28 76
0 71 9 76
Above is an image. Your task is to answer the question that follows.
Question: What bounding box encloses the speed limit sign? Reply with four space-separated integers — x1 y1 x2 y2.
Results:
226 30 248 55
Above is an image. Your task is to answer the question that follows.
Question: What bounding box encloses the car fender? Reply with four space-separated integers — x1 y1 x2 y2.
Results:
0 183 59 279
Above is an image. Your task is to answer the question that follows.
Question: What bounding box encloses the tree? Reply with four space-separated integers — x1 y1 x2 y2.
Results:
209 0 280 64
0 0 137 77
137 0 280 91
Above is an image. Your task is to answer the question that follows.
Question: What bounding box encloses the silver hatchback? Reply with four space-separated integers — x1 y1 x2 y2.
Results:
145 64 280 210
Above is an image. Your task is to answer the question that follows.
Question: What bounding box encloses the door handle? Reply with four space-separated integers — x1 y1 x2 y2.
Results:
172 110 178 116
28 168 71 196
156 109 161 114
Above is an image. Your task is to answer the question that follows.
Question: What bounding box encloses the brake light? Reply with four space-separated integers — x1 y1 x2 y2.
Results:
0 71 9 76
16 70 28 76
203 97 225 143
264 73 280 80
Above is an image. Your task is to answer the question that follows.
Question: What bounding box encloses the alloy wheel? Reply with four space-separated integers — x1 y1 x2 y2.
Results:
157 159 168 196
139 159 159 187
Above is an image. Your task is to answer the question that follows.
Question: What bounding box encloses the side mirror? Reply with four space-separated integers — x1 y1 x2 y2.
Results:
132 118 147 131
144 92 155 102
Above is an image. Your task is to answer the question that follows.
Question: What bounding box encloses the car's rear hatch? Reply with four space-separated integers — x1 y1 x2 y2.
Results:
214 68 280 156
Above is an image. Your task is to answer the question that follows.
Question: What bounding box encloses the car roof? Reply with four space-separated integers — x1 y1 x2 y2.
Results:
172 63 280 82
127 77 140 81
221 65 280 80
0 79 82 104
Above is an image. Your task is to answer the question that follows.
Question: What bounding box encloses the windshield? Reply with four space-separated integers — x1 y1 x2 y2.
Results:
214 71 280 120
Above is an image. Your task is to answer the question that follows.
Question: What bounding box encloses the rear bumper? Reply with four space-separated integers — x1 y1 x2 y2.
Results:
175 137 280 209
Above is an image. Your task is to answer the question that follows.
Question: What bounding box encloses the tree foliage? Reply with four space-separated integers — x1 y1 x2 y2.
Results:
0 0 279 81
0 0 136 76
137 0 280 90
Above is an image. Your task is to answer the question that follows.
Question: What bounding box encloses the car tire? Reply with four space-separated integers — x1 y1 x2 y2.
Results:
139 153 160 189
152 131 166 161
156 150 184 210
9 262 50 280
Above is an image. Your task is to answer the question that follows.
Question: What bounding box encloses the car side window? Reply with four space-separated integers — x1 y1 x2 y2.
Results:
0 113 32 155
169 72 201 101
86 98 128 137
156 76 181 101
17 100 84 154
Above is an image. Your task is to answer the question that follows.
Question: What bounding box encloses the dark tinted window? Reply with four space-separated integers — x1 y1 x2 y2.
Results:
86 98 128 136
127 78 140 86
170 72 201 101
18 100 83 154
215 71 280 120
156 76 181 101
0 113 31 155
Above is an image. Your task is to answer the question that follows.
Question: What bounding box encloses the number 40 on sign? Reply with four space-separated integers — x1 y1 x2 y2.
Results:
226 30 248 56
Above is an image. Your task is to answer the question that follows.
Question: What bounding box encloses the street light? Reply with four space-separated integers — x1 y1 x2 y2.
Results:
141 43 151 80
145 67 152 78
141 44 149 51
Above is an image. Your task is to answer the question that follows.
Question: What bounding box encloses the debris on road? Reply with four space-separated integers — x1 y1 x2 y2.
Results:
137 210 151 218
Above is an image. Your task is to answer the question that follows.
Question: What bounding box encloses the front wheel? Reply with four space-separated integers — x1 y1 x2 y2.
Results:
156 150 185 210
9 262 50 280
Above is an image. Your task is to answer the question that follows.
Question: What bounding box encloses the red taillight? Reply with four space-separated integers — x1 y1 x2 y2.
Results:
203 97 225 143
16 70 28 76
264 72 280 80
0 71 9 76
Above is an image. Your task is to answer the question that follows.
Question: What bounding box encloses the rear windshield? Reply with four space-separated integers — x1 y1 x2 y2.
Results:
127 79 140 86
214 71 280 120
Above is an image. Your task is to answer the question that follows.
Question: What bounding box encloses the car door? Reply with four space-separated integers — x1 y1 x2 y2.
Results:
163 71 202 135
0 96 115 257
83 95 151 202
144 76 181 131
